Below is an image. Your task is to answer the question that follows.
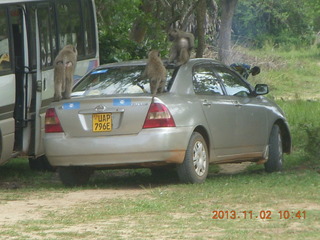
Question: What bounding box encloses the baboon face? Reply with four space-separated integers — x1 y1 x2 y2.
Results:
251 66 261 76
168 30 179 42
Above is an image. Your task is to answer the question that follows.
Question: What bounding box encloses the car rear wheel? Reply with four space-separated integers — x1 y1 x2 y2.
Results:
177 132 209 183
58 166 93 187
265 124 283 172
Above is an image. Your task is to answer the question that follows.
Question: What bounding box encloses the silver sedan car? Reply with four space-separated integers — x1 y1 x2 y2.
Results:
44 58 291 186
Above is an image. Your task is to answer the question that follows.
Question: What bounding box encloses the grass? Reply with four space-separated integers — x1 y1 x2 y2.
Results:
1 46 320 239
278 100 320 167
0 161 319 239
245 45 320 100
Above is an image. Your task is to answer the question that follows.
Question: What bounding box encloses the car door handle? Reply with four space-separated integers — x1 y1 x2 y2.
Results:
233 101 242 107
202 100 211 106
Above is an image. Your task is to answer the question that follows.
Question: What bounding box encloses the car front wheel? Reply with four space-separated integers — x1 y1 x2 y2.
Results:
265 124 283 172
58 166 93 187
177 132 209 183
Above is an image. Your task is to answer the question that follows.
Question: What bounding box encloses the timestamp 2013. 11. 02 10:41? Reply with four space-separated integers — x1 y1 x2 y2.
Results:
211 210 306 220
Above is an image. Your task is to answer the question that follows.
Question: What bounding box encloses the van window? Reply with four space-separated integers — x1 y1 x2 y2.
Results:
56 0 83 55
82 0 96 55
0 8 11 73
38 5 57 68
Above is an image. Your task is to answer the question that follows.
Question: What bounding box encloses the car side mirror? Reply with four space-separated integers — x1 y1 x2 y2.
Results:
254 84 269 95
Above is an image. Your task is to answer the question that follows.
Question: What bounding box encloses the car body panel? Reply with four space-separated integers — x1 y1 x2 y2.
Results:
45 126 192 166
44 58 291 168
55 96 152 137
232 95 268 150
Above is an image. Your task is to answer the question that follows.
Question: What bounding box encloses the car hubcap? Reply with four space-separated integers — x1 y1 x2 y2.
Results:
193 141 207 177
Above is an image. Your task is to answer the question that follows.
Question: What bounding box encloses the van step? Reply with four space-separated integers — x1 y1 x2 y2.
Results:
11 151 20 158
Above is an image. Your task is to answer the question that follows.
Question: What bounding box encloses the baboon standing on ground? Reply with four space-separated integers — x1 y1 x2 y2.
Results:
144 50 167 95
53 45 77 101
168 29 194 66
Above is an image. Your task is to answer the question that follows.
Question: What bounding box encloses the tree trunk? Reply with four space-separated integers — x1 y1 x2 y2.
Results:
195 0 206 58
218 0 238 64
130 0 154 43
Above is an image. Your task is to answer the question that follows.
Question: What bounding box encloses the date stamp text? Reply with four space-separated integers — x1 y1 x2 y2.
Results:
212 210 306 220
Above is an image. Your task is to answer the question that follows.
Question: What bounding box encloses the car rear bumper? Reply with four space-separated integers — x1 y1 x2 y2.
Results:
44 127 193 167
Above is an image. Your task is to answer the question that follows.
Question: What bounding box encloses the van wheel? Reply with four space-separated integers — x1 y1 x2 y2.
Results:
58 166 93 187
265 124 283 172
177 132 209 183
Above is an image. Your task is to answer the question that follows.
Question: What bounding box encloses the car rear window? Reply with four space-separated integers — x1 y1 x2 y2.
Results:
72 65 175 97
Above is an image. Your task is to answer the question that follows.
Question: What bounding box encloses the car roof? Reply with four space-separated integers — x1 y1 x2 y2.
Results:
96 60 148 69
96 58 225 70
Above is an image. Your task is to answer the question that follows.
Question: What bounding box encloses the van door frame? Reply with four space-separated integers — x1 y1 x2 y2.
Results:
27 2 57 170
9 6 32 154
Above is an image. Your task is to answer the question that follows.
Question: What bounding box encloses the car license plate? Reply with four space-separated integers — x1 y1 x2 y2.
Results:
92 113 112 132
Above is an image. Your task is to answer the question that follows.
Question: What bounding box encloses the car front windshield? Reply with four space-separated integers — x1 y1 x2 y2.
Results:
72 65 175 97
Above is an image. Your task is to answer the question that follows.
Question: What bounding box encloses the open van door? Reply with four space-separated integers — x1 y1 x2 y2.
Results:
27 3 56 170
9 7 32 157
0 0 98 167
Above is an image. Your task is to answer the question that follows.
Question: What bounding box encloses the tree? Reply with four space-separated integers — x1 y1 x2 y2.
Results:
232 0 319 48
130 0 154 43
195 0 206 57
95 0 222 63
218 0 238 64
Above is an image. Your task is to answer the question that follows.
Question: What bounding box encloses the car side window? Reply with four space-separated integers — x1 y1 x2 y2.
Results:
192 65 224 95
214 67 251 97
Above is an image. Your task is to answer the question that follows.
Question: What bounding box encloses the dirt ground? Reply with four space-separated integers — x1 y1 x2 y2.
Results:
0 163 250 226
0 188 144 225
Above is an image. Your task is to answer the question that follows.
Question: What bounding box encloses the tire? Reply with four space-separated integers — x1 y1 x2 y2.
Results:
29 155 55 172
264 124 283 173
177 132 209 183
58 166 93 187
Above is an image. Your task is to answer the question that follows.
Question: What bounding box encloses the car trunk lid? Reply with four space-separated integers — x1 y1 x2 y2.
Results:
54 96 153 137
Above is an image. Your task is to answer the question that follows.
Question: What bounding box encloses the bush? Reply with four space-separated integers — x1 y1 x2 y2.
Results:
278 100 320 166
300 123 320 161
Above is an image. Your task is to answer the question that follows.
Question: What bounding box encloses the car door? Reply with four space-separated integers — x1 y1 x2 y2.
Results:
192 64 239 159
214 66 268 154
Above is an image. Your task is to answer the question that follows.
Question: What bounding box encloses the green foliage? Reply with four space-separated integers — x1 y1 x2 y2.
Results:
96 0 169 64
283 100 320 163
95 0 320 62
248 46 320 99
96 0 142 63
301 122 320 160
98 30 147 63
277 100 320 165
233 0 317 48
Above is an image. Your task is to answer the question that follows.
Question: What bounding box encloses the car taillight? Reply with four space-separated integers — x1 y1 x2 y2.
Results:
45 108 64 133
143 103 176 128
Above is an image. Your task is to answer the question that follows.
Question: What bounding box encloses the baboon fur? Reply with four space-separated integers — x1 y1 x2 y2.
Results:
144 50 167 95
53 45 77 101
168 29 194 66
